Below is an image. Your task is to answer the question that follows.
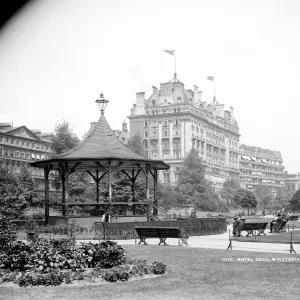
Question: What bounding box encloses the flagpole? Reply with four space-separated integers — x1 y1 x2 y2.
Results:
214 79 216 100
175 51 176 74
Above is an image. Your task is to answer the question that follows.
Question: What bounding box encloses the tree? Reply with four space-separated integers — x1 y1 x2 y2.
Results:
0 168 29 218
50 120 88 194
220 179 241 206
51 120 80 156
127 132 145 157
289 189 300 212
273 187 294 211
233 188 258 215
254 185 272 210
233 188 247 206
176 148 222 211
17 167 37 205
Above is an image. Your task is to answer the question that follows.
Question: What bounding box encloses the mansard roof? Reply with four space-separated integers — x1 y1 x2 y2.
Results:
31 115 169 172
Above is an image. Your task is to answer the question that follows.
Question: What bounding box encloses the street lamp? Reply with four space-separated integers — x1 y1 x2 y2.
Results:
95 92 109 115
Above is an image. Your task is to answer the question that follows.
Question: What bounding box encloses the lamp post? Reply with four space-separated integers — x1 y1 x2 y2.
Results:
95 92 109 115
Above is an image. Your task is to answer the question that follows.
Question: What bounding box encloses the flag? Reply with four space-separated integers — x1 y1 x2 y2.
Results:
164 50 175 55
207 76 214 81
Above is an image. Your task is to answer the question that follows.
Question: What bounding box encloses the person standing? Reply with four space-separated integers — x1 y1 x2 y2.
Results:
102 212 111 223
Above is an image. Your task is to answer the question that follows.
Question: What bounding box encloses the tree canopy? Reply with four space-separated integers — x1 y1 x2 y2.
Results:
51 120 80 156
254 185 272 209
127 132 144 157
234 189 257 215
220 179 240 206
289 189 300 212
0 167 36 218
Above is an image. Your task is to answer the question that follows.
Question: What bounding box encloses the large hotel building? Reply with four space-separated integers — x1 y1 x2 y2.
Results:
239 144 286 196
128 73 240 192
0 122 52 183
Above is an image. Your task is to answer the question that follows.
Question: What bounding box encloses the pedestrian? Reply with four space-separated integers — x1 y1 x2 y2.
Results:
102 211 111 223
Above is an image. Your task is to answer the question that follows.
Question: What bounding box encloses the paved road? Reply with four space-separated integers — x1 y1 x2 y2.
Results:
94 225 300 254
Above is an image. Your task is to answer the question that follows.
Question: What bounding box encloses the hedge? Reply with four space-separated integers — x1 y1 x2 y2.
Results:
96 218 227 240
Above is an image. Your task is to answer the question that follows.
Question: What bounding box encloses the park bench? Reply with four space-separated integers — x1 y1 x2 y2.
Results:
238 222 268 236
288 216 298 222
135 226 189 246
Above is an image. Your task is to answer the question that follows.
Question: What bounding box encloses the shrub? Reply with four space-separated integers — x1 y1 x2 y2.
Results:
86 241 126 268
0 218 18 250
0 241 31 271
101 265 131 282
18 270 65 287
150 261 167 275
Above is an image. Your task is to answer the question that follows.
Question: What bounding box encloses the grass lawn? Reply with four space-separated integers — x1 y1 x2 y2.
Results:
236 230 300 244
1 245 300 300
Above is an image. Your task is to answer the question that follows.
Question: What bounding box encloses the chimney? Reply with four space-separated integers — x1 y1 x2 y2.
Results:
193 85 198 102
136 92 145 106
230 106 234 118
135 92 146 115
152 86 158 94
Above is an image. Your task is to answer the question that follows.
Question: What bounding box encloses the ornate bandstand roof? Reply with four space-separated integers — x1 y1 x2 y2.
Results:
31 95 169 173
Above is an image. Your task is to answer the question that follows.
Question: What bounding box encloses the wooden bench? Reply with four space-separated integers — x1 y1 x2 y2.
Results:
237 222 268 236
135 226 188 246
288 216 298 222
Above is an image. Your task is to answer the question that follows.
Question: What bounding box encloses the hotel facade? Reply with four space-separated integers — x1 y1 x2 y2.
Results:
0 122 52 183
239 144 286 196
128 74 240 192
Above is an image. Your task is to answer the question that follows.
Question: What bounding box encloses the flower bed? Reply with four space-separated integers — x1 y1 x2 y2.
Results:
0 219 166 287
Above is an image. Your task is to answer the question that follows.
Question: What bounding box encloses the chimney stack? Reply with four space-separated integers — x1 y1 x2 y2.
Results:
152 86 158 94
230 106 234 118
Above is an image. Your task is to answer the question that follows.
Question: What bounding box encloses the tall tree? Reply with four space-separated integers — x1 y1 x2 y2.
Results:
254 185 272 209
176 148 221 210
127 131 145 157
50 120 90 195
0 168 32 218
289 189 300 212
51 120 80 156
238 190 257 216
220 179 241 206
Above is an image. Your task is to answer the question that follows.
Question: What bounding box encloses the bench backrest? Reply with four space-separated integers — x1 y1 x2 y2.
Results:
240 223 268 230
135 227 181 238
252 222 268 230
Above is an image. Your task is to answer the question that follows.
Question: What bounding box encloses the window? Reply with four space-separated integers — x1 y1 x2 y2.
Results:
0 148 2 155
4 149 8 156
32 143 34 149
164 131 168 137
144 121 148 127
16 151 20 158
152 100 156 106
11 139 14 144
22 152 25 159
164 120 168 126
144 131 148 138
163 173 170 183
11 150 14 157
27 153 30 159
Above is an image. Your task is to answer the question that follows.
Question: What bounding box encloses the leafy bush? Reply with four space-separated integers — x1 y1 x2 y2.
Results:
0 218 18 250
101 265 131 282
150 261 167 274
0 241 31 271
18 270 65 287
27 239 86 272
86 241 126 268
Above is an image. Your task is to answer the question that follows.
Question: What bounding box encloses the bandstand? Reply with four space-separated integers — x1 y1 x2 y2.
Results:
31 93 169 225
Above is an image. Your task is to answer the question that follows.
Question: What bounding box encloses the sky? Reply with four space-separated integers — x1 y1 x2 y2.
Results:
0 0 300 173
